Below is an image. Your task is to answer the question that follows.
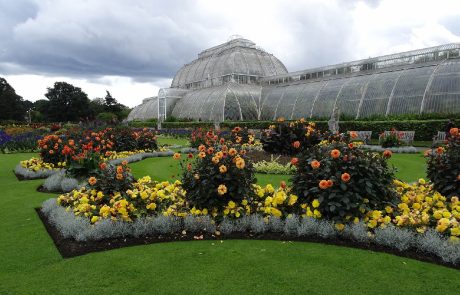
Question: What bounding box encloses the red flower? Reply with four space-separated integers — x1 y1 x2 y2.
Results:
341 173 351 182
383 150 392 158
292 141 301 149
291 157 299 166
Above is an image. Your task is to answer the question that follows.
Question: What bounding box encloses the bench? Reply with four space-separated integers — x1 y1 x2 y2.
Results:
348 131 372 143
383 130 415 145
433 131 446 144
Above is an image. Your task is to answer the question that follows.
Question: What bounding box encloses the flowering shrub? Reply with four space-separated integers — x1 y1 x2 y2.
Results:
426 128 460 198
189 128 221 148
292 139 396 221
20 157 66 171
379 129 403 147
228 126 255 145
179 144 256 209
57 176 186 222
364 179 460 240
261 119 321 155
87 161 134 196
135 128 158 150
67 150 102 178
38 135 68 164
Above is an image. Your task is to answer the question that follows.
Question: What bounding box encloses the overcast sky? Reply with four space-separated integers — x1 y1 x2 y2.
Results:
1 0 460 107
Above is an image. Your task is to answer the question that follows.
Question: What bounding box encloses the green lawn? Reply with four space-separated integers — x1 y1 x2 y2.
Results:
0 153 458 294
388 153 427 183
157 135 189 147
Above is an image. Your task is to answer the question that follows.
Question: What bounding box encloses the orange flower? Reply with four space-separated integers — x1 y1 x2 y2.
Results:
326 180 333 187
173 153 181 160
457 174 460 181
212 156 220 164
198 152 206 159
188 153 194 159
277 117 285 122
350 131 358 139
291 157 299 166
121 160 128 166
233 127 241 133
236 158 245 169
341 173 351 182
219 165 227 173
330 149 341 159
424 149 432 157
217 184 227 195
88 177 97 186
436 147 444 154
319 180 329 189
116 173 123 180
229 148 237 156
99 162 107 170
198 145 206 152
348 143 354 149
68 139 75 146
207 147 214 155
116 165 123 174
450 127 459 136
383 150 392 158
240 150 246 155
216 151 224 159
280 181 286 189
311 160 320 169
293 141 301 149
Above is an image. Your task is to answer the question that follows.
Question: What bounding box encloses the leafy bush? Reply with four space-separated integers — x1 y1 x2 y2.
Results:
291 138 396 221
87 161 134 196
134 128 158 150
227 126 254 145
180 144 256 210
189 128 221 148
426 128 460 198
38 135 68 164
67 150 101 179
113 127 138 152
379 129 403 147
261 119 322 155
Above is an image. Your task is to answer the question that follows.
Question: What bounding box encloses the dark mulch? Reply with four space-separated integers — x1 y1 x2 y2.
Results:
246 150 292 165
13 170 27 181
36 208 459 269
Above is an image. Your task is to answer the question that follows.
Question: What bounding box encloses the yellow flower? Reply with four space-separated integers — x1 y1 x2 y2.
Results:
288 195 298 206
335 223 345 231
385 206 393 214
219 165 227 173
271 208 282 217
228 201 236 209
451 227 460 236
217 184 227 195
312 199 320 208
235 158 245 169
91 216 99 223
173 153 181 160
212 156 220 164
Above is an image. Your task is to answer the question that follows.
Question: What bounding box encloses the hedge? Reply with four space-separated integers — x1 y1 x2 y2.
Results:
129 119 453 141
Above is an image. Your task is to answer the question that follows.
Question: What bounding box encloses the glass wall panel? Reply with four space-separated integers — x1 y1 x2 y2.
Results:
292 82 326 119
311 79 345 119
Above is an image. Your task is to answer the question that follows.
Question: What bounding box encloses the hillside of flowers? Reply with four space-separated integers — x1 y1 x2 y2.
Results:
40 122 460 265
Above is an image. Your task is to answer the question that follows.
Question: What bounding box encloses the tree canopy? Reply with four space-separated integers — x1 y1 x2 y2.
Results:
0 77 28 121
45 82 91 122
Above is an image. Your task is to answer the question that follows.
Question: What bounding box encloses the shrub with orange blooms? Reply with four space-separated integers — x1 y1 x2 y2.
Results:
38 134 69 164
292 140 396 221
427 128 460 199
180 143 256 209
87 161 134 196
228 126 255 145
190 128 221 148
261 119 321 155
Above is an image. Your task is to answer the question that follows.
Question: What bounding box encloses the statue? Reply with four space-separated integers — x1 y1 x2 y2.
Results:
328 106 340 133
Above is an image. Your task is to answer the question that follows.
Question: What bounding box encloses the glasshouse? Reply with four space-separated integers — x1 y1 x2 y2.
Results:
127 38 460 122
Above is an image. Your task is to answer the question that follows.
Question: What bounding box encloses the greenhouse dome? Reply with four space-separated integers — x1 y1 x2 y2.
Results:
127 39 460 122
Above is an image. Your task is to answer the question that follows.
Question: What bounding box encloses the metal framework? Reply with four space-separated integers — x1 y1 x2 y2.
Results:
127 39 460 122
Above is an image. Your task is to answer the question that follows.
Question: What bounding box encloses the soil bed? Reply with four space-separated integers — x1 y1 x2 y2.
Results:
246 150 292 165
36 208 459 269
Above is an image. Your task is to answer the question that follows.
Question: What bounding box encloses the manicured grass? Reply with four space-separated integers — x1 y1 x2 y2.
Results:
157 135 189 147
1 153 458 294
388 153 427 183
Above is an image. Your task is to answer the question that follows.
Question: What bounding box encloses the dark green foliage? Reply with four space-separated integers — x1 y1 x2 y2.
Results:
181 146 256 209
426 131 460 199
45 82 92 122
292 140 396 221
113 127 138 152
135 128 158 151
261 120 321 155
67 150 101 179
0 77 29 121
89 162 134 196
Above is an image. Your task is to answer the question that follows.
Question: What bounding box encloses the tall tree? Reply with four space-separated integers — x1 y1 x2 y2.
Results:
45 82 91 122
0 77 26 121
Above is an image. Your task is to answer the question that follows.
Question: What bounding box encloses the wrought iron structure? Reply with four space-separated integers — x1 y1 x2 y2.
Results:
128 39 460 121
